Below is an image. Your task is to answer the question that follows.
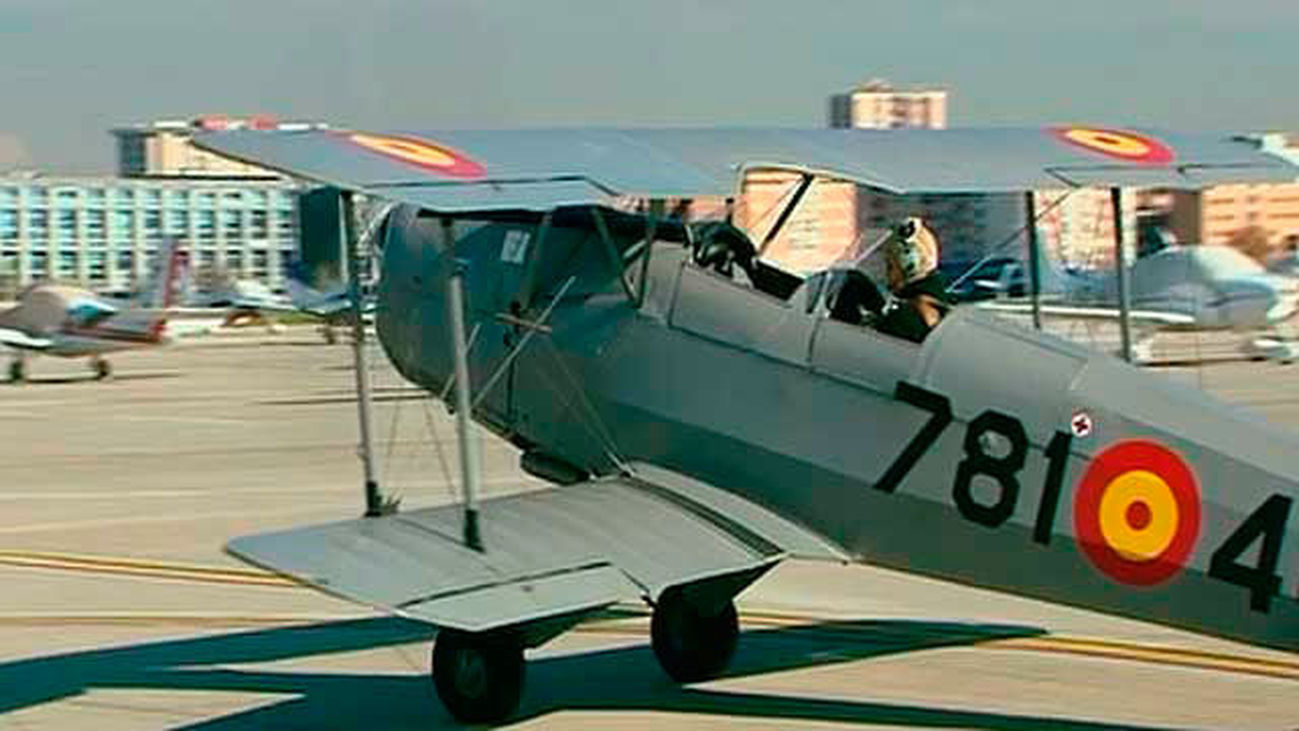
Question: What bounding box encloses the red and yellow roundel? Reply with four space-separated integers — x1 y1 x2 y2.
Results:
347 132 485 179
1052 127 1174 165
1074 439 1200 586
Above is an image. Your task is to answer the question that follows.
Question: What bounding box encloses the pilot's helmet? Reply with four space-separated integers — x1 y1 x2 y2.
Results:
885 217 939 289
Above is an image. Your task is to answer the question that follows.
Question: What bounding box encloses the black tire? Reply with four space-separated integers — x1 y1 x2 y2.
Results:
9 360 25 383
651 590 739 683
431 629 524 724
93 358 112 380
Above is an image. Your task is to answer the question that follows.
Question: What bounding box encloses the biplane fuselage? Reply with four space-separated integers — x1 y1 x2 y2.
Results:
379 205 1299 654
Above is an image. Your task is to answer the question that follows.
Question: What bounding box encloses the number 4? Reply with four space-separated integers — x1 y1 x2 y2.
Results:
1208 494 1292 613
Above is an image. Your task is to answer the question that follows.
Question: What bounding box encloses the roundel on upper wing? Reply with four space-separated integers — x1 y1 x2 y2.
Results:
1051 127 1175 165
1073 439 1200 586
347 132 486 179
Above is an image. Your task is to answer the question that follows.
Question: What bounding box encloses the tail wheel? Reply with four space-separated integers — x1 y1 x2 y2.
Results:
651 589 739 683
9 359 26 383
431 629 524 724
93 358 112 380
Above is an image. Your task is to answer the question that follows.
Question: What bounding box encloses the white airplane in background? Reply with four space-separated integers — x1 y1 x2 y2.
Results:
971 243 1299 362
181 261 363 341
0 237 185 382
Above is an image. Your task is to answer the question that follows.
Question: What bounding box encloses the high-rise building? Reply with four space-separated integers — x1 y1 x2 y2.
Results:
828 78 948 130
111 115 328 179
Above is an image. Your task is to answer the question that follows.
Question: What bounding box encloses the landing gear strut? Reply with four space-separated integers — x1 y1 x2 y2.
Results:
9 358 26 383
651 589 739 683
91 357 112 381
431 629 525 724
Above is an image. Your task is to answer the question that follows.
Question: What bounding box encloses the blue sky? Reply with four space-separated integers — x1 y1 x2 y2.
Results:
1 0 1295 172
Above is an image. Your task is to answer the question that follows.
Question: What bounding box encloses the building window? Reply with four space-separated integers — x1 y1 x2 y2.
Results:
196 191 217 208
112 209 135 238
220 209 241 238
86 188 106 207
88 251 107 281
248 189 268 207
0 188 17 207
57 251 78 279
164 189 188 209
27 209 48 241
27 187 48 206
0 209 16 241
227 249 244 271
275 212 296 240
56 209 77 242
166 209 189 235
250 210 268 238
141 188 162 208
272 190 294 211
86 209 106 241
111 188 135 207
197 210 216 240
29 252 47 276
54 189 80 207
222 190 244 206
143 209 162 239
116 250 134 272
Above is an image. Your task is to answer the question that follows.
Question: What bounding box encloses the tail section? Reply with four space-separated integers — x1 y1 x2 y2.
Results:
286 259 349 315
114 237 187 342
135 237 189 310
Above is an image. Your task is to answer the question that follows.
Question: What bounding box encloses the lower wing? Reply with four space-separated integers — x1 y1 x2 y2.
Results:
228 463 846 633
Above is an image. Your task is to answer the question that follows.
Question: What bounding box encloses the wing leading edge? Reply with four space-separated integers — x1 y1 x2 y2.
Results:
227 463 846 634
193 126 1298 214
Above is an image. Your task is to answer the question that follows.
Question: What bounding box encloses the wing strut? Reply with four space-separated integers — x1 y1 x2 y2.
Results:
1110 187 1134 362
442 216 485 551
1024 192 1043 331
342 192 389 518
757 173 814 256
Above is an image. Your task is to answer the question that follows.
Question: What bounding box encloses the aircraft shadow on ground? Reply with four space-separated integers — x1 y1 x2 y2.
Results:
10 371 184 385
0 616 1182 730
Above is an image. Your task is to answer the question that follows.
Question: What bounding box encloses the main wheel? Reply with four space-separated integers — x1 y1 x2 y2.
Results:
92 358 112 380
651 589 739 683
431 629 524 724
9 359 25 383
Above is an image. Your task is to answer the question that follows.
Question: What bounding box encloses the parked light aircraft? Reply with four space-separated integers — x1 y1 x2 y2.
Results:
182 261 366 341
0 237 185 382
197 126 1299 724
974 243 1299 361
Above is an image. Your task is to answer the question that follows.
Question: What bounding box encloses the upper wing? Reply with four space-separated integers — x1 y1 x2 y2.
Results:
193 127 1298 213
227 463 847 632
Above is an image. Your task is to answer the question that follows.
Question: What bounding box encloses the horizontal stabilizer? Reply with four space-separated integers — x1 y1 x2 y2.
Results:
228 464 845 633
0 327 53 351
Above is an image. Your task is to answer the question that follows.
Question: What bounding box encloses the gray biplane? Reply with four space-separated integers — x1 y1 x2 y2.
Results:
196 126 1299 723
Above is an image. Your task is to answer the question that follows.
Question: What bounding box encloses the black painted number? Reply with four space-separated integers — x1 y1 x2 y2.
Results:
953 411 1028 527
1209 494 1293 613
1033 431 1073 545
875 382 952 494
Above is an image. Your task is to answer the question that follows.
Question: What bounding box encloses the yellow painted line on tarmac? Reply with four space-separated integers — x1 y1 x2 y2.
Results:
735 609 1299 683
0 550 300 588
0 612 355 628
2 552 1296 683
991 635 1299 682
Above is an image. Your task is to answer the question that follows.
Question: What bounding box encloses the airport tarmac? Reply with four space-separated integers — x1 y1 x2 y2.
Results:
1 328 1298 730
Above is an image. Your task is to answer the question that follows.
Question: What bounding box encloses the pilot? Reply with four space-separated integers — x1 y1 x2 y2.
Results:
874 217 951 343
